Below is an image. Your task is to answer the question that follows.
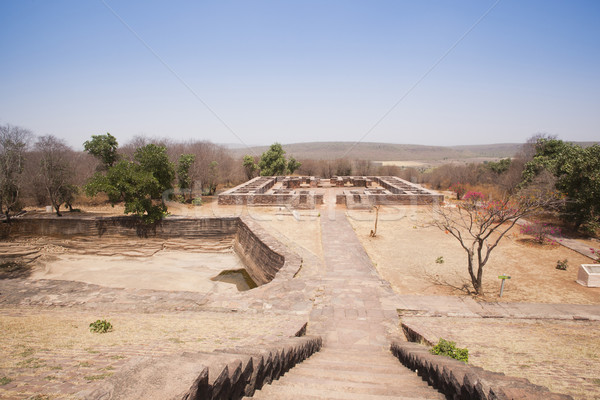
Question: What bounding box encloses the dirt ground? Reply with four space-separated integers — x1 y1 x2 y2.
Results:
347 206 600 304
402 316 600 400
0 306 303 399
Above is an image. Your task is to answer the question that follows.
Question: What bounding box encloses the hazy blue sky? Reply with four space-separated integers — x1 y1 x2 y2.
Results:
1 0 599 149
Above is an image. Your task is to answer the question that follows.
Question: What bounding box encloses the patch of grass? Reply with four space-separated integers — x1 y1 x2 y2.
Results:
592 378 600 386
19 347 36 357
430 338 468 363
102 365 115 371
17 357 46 369
85 372 113 381
78 361 93 368
435 256 444 264
85 347 100 354
44 375 57 381
168 337 183 344
109 355 126 360
0 376 13 385
89 319 113 333
27 395 52 400
229 337 241 340
48 365 63 371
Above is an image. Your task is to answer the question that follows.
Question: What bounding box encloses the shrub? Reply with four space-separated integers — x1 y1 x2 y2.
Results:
556 259 568 270
89 319 113 334
435 256 444 264
430 338 468 363
462 191 484 202
520 222 561 245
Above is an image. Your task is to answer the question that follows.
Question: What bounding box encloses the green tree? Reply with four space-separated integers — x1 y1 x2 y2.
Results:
287 157 301 174
242 155 258 180
85 144 174 223
177 154 196 202
83 133 119 169
522 138 600 230
486 158 511 174
259 143 287 176
0 124 32 222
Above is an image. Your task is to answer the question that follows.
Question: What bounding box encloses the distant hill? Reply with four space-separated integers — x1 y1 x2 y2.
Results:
229 141 598 163
231 142 524 161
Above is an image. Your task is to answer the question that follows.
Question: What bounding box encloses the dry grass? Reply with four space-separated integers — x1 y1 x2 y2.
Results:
402 316 600 400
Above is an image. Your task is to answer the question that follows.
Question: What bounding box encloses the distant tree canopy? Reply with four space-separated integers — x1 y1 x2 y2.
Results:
259 143 287 176
85 143 175 223
522 138 600 230
256 143 302 176
83 133 119 169
242 155 258 180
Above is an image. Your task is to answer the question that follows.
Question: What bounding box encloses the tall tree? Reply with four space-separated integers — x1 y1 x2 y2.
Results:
0 124 32 221
36 135 76 216
177 154 196 202
433 188 562 295
522 138 600 230
287 157 301 174
83 133 119 169
85 144 175 223
242 155 258 180
259 143 287 176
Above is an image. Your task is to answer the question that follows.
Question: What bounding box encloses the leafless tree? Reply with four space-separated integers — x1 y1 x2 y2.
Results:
432 188 563 295
35 135 76 216
0 124 33 221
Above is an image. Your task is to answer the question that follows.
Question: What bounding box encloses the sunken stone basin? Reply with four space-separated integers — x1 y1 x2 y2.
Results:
576 264 600 287
2 214 301 292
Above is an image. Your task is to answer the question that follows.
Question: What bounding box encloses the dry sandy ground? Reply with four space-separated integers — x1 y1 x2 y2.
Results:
402 316 600 400
347 206 600 304
31 251 244 294
0 306 303 399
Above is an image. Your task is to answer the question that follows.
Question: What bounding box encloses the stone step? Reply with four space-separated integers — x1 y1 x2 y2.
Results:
249 378 444 399
288 363 428 385
260 373 444 398
296 358 405 373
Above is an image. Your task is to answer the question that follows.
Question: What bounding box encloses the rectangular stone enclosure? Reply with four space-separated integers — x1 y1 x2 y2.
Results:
576 264 600 287
218 176 443 209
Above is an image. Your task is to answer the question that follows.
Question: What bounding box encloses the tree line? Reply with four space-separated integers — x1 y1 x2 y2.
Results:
1 124 597 233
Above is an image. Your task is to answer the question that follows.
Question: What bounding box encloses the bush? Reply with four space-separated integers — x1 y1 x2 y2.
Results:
556 259 568 270
89 319 113 333
430 338 468 363
520 222 561 245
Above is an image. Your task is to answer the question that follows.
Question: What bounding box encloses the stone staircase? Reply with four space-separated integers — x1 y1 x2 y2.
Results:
245 210 446 399
247 346 445 399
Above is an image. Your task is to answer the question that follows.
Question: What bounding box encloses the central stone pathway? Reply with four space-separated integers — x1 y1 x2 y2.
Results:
249 211 445 399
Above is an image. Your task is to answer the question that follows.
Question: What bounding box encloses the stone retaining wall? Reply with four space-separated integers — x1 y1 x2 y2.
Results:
390 340 573 400
4 215 301 288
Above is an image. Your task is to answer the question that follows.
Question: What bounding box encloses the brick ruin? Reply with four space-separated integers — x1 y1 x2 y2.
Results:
218 176 443 209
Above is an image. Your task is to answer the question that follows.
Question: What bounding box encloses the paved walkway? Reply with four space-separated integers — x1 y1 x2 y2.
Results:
250 211 445 399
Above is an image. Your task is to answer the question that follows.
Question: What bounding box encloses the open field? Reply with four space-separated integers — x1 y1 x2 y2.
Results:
347 206 600 304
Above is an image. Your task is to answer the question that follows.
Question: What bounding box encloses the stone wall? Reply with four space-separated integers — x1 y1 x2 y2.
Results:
4 215 239 239
5 215 301 288
390 340 573 400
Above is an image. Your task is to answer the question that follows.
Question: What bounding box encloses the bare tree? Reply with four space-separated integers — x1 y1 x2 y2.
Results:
36 135 76 216
0 124 32 221
432 188 562 295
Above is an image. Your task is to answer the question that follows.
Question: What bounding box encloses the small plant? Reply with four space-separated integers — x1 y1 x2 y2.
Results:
462 191 484 202
435 256 444 264
449 182 467 200
89 319 113 334
556 259 568 270
430 338 468 363
0 376 12 385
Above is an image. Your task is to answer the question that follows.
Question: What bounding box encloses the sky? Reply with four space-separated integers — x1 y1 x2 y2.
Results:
1 0 599 150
